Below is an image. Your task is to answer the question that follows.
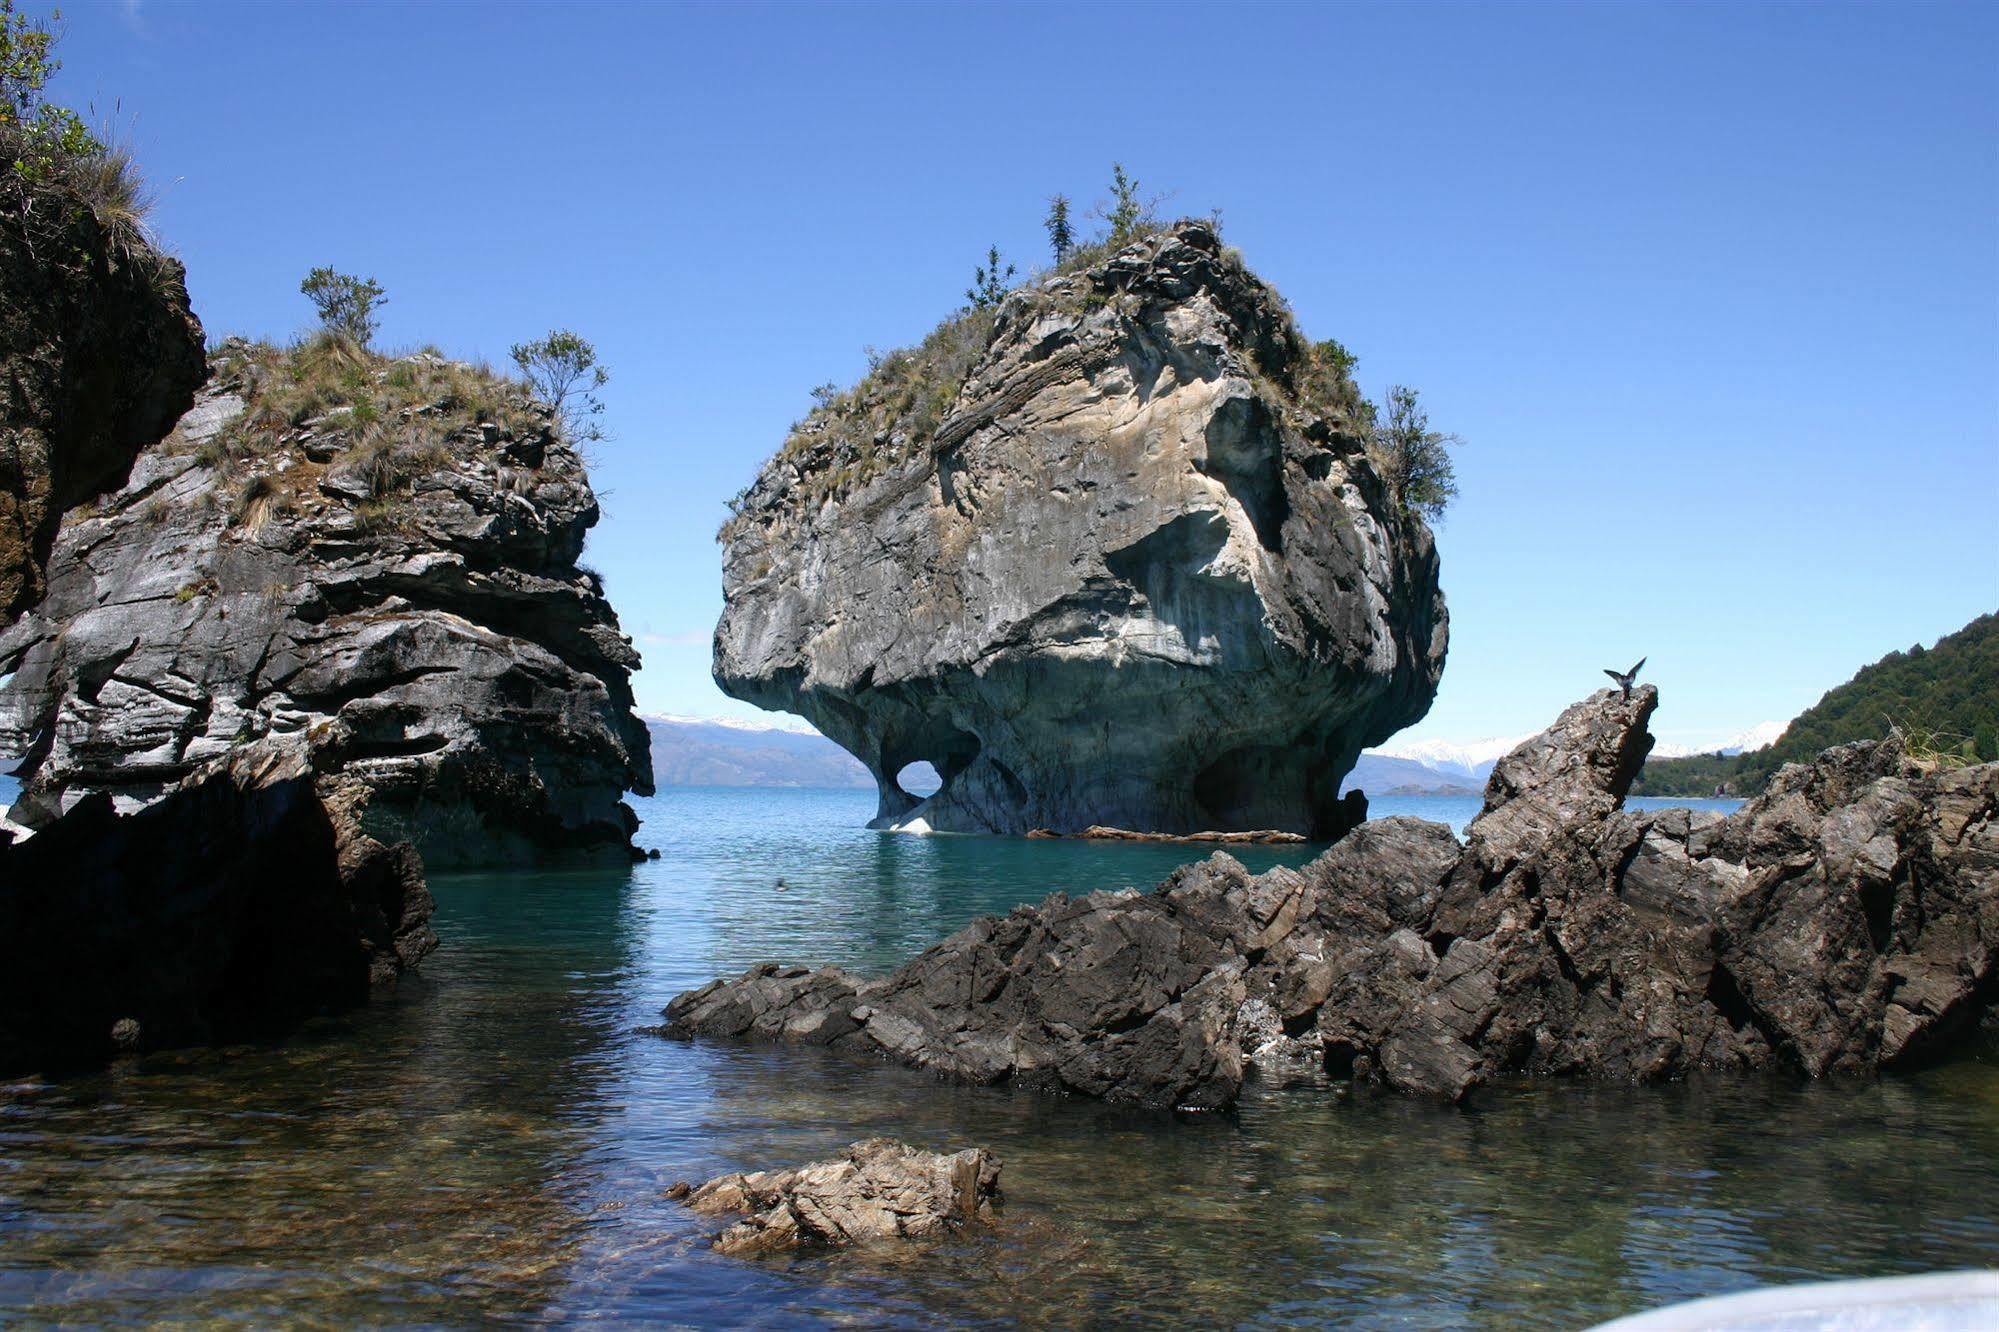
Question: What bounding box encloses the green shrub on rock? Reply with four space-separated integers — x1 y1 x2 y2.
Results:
299 268 387 347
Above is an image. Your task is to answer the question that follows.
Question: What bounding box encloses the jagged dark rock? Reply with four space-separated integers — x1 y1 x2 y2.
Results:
672 1138 1002 1258
662 685 1999 1108
0 738 434 1074
715 222 1446 837
0 170 207 623
0 341 654 866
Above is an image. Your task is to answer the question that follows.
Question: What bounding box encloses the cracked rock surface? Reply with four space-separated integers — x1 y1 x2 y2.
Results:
0 345 653 866
663 685 1999 1108
715 222 1446 837
675 1138 1002 1258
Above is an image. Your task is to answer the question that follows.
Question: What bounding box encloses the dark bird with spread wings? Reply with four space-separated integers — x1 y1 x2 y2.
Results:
1603 657 1646 699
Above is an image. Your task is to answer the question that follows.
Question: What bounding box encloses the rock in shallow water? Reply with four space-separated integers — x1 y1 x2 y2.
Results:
714 222 1445 838
0 738 434 1074
673 1138 1002 1258
662 684 1999 1108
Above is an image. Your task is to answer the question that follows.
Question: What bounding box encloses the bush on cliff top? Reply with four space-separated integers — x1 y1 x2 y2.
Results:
1 1 152 246
720 213 1455 544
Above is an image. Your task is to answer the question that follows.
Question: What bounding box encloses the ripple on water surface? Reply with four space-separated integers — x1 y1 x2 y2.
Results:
1 786 1995 1326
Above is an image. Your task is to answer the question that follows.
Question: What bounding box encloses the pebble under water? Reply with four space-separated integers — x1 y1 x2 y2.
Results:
1 785 1994 1327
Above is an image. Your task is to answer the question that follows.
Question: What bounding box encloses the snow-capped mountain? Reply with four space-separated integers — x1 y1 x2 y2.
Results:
645 711 820 736
1650 721 1786 759
1373 734 1535 782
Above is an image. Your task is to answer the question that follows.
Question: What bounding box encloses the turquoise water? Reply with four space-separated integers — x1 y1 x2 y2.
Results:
2 785 1996 1326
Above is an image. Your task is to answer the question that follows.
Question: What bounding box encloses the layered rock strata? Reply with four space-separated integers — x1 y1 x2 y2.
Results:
0 342 653 866
0 171 206 621
715 223 1446 837
671 1138 1003 1258
663 685 1998 1108
0 739 435 1073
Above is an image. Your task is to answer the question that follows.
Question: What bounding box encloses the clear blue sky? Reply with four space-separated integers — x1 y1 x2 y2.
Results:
49 0 1998 748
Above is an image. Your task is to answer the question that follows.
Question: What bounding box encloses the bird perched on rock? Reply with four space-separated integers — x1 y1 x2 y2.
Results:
1603 658 1646 699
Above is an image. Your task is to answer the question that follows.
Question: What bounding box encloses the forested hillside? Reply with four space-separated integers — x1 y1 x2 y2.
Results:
1634 612 1998 796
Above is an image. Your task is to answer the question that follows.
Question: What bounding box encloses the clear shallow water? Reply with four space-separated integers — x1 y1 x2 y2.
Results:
0 786 1993 1327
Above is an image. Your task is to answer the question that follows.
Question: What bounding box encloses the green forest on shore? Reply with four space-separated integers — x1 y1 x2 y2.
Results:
1634 612 1999 797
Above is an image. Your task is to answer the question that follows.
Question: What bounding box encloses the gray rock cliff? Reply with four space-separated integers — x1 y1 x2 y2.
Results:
663 685 1999 1109
0 339 653 866
715 223 1446 837
0 169 207 623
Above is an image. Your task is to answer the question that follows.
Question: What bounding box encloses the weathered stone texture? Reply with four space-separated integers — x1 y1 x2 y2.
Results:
716 223 1446 837
0 172 206 622
0 347 653 865
664 685 1999 1109
674 1138 1002 1257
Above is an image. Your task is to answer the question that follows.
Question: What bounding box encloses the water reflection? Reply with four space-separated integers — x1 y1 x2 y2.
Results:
0 787 1990 1328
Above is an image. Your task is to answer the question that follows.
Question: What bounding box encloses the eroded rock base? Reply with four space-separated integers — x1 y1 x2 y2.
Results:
0 739 435 1073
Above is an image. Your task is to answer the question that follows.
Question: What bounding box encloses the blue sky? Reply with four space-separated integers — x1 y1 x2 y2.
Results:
49 0 1997 749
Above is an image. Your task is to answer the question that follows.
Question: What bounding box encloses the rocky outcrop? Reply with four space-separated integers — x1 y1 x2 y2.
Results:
0 737 434 1073
662 685 1999 1108
0 340 653 866
715 223 1446 837
1 171 207 622
671 1139 1002 1258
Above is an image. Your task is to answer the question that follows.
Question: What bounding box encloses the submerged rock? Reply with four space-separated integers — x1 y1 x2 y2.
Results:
0 738 434 1073
662 685 1999 1108
673 1138 1002 1258
0 342 653 866
715 222 1445 837
0 170 207 623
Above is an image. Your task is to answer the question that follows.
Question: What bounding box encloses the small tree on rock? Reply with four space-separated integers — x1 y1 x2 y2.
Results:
300 267 387 346
965 244 1014 311
510 328 609 442
1043 194 1074 264
1106 163 1144 244
1372 385 1460 521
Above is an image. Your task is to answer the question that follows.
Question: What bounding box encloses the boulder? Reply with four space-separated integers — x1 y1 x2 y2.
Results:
673 1139 1002 1257
0 343 653 866
0 738 434 1074
0 169 206 622
714 222 1446 837
661 685 1999 1108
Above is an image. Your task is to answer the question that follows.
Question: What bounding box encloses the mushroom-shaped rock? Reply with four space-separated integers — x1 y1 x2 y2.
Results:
714 223 1446 837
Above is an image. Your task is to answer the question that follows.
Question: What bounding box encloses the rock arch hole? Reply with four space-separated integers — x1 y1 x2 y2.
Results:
894 761 941 800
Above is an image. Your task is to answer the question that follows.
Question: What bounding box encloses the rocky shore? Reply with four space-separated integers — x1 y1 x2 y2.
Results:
715 223 1446 839
663 685 1998 1108
1 149 646 1070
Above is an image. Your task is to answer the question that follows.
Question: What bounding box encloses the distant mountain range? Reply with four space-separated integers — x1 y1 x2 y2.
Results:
647 708 1807 800
645 715 872 789
648 715 1484 796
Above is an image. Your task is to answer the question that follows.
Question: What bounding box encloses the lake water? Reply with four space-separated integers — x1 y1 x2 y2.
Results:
2 785 1995 1326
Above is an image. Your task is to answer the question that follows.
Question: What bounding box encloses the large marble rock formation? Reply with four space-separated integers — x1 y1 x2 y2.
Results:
663 685 1999 1108
0 738 435 1073
0 169 206 622
0 343 654 866
673 1139 1002 1258
715 223 1446 837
